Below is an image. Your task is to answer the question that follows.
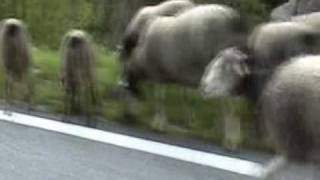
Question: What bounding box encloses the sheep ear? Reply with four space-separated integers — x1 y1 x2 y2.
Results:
232 63 250 76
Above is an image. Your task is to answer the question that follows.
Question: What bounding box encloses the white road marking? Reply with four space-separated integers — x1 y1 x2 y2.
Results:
0 110 264 177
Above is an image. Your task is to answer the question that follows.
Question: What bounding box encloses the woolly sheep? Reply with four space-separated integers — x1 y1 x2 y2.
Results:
61 30 97 124
261 55 320 179
121 4 246 94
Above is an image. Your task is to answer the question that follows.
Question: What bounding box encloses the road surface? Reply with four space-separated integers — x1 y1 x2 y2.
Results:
0 111 265 180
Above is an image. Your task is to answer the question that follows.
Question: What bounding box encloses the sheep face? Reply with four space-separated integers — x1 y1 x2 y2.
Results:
0 18 31 80
61 29 95 91
200 47 250 98
2 19 24 36
64 30 87 47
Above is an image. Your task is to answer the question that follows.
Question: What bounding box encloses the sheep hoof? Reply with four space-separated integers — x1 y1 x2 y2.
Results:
61 115 70 123
86 119 97 128
3 110 12 116
223 139 240 152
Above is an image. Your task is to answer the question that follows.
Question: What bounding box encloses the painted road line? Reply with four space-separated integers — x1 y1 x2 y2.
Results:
0 110 264 177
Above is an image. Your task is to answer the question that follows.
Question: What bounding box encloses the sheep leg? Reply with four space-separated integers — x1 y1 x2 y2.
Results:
70 89 77 114
89 86 97 127
3 76 13 116
84 86 97 128
222 99 242 151
89 84 97 106
123 72 143 99
182 87 195 126
62 94 69 122
261 156 287 180
151 84 168 131
62 92 72 123
24 75 33 113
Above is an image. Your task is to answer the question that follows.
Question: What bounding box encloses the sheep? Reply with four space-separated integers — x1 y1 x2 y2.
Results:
120 4 246 95
270 0 320 22
120 0 194 61
0 18 32 114
201 21 320 102
119 0 194 98
200 22 320 141
61 30 97 126
120 4 246 131
291 12 320 29
200 47 250 149
261 55 320 179
270 1 295 21
200 51 320 177
248 21 320 72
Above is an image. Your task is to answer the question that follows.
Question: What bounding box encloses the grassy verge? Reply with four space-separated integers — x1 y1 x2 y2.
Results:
1 47 272 152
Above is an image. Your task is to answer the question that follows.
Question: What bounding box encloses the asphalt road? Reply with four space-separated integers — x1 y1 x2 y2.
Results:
0 120 261 180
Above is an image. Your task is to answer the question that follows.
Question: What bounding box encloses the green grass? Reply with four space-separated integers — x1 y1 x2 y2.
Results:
1 46 272 152
31 47 63 111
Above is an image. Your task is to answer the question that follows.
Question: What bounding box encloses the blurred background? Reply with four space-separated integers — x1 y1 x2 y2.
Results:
0 0 285 49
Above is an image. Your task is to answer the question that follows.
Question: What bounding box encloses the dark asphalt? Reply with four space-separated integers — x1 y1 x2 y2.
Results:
0 120 260 180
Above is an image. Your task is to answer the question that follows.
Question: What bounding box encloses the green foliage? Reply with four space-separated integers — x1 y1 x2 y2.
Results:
0 0 95 49
260 0 288 8
0 0 276 48
31 47 63 111
234 0 269 28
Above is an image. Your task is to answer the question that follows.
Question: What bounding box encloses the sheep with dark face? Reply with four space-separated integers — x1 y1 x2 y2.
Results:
121 4 246 95
120 0 194 61
200 23 320 140
61 30 97 125
201 21 320 101
200 47 251 149
261 55 320 179
0 18 32 113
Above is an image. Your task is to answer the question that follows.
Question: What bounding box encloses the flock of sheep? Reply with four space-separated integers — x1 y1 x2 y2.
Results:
119 0 320 179
1 0 320 179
